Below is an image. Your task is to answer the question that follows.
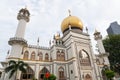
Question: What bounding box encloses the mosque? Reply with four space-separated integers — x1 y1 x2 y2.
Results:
0 8 110 80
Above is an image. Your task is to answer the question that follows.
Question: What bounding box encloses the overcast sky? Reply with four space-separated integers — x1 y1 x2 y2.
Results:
0 0 120 64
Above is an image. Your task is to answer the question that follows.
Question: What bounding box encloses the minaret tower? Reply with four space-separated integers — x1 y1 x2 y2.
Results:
94 30 109 65
8 8 30 59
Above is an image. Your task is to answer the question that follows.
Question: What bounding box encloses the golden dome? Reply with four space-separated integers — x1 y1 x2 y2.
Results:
61 16 83 33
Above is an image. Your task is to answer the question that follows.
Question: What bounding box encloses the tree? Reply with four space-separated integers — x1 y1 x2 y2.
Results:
103 35 120 74
44 74 56 80
105 70 115 80
5 60 28 79
48 74 56 80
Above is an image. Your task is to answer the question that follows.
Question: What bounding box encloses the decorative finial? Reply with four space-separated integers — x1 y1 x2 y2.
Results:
37 37 39 46
37 37 39 43
53 35 55 39
69 24 71 30
68 9 71 16
25 5 27 9
49 40 51 47
95 28 98 33
86 27 88 33
7 50 10 54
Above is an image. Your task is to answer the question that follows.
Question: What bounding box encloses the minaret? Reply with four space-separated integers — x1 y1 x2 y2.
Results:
94 30 109 65
8 8 30 59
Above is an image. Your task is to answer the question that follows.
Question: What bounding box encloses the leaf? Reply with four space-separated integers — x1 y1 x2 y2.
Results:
5 65 14 73
9 70 16 79
9 60 16 65
103 34 120 74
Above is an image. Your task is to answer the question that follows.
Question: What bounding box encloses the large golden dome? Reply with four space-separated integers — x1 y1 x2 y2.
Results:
61 16 83 33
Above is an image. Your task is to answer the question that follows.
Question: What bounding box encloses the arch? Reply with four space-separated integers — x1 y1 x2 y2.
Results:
38 52 43 61
61 51 65 61
45 53 49 61
58 67 65 80
39 67 50 80
79 50 91 66
23 51 29 60
21 67 34 80
57 50 60 60
31 51 35 60
84 74 92 80
57 50 65 61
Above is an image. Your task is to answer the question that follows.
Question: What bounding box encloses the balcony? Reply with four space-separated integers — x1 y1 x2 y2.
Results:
8 37 27 46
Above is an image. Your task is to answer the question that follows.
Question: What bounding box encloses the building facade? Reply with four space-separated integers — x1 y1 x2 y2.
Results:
107 21 120 35
0 8 109 80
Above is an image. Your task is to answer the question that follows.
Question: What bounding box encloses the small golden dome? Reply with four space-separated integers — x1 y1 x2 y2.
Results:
61 16 83 33
55 33 60 40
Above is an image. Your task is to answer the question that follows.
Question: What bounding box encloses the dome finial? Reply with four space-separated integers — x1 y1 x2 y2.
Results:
68 9 71 16
25 5 27 9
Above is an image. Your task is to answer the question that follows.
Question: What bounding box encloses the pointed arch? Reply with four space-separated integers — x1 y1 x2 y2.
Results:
39 67 50 80
57 50 60 60
84 74 92 80
45 53 49 61
38 52 43 61
23 51 29 60
58 67 65 80
31 51 35 60
61 51 65 61
21 67 34 80
79 49 91 66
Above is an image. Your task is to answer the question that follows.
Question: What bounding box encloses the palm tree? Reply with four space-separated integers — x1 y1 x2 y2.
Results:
5 60 28 79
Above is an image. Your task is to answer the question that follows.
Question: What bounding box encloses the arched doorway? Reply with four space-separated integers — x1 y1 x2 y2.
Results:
39 67 50 80
20 67 34 80
79 50 91 66
84 74 92 80
58 67 65 80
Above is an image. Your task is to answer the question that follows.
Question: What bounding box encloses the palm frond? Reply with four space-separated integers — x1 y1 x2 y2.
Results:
9 70 16 79
8 60 16 65
5 65 15 73
18 61 24 65
19 63 28 73
19 66 27 73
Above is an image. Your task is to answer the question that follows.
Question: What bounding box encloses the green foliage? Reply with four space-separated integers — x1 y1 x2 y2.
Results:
44 74 56 80
103 34 120 74
105 70 115 79
49 74 56 80
5 60 29 79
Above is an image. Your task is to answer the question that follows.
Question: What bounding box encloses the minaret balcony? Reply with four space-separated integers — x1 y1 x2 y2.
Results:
8 37 27 46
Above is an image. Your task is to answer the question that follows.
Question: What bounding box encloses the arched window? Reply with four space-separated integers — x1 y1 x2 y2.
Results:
57 50 60 60
23 51 29 60
38 52 43 61
39 67 50 80
58 67 65 80
61 51 65 61
31 52 35 60
84 74 92 80
79 50 91 66
45 53 49 61
21 67 34 80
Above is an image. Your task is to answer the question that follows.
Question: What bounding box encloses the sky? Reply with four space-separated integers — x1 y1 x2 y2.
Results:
0 0 120 64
